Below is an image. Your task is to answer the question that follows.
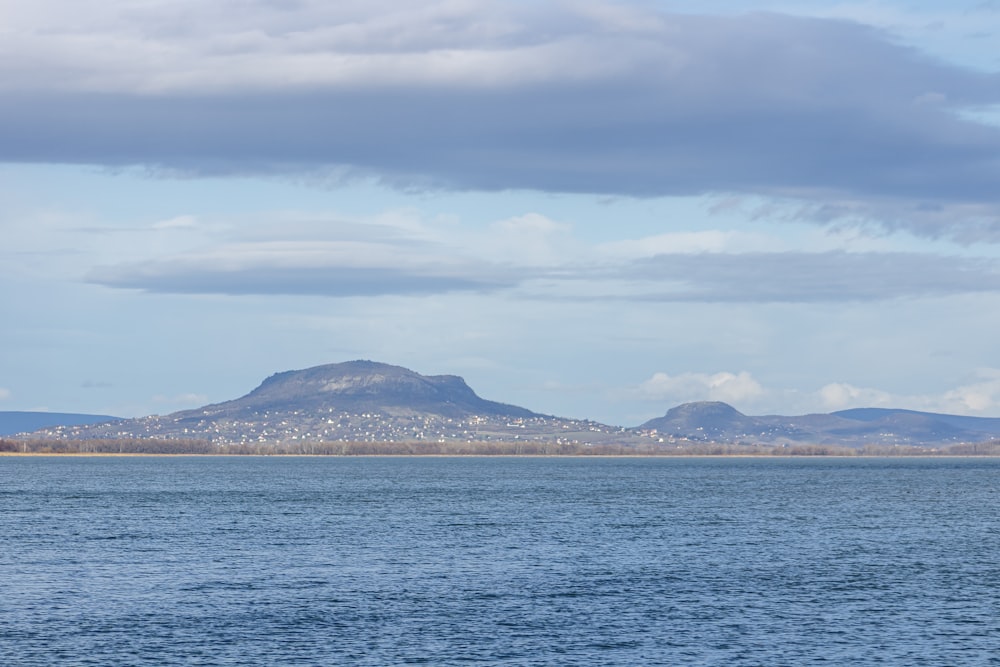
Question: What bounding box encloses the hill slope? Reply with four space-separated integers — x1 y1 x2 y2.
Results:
193 360 538 419
21 361 636 446
641 402 1000 446
0 411 120 436
13 364 1000 448
639 402 762 440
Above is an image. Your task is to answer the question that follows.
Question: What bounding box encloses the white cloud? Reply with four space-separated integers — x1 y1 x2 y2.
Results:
152 393 209 408
630 368 1000 418
939 369 1000 413
152 215 198 230
83 203 1000 302
485 213 574 265
598 230 758 259
0 388 11 400
818 382 893 410
818 369 1000 415
638 370 766 406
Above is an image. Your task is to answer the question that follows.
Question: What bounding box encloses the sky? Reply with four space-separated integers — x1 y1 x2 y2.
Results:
3 0 1000 426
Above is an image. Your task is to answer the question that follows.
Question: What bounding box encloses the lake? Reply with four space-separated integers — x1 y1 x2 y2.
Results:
1 456 998 665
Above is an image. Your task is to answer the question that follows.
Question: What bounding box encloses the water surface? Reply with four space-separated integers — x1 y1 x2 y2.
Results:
1 456 998 665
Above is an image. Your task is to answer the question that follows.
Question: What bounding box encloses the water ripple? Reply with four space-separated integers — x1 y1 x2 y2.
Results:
1 456 998 665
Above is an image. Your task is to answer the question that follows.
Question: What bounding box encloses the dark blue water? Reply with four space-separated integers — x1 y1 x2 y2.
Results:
1 456 998 666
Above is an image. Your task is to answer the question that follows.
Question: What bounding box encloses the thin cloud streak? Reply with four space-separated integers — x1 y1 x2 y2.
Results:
85 223 1000 303
86 239 521 297
619 251 1000 302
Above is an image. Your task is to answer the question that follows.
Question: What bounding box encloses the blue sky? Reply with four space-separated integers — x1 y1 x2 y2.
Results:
3 0 1000 425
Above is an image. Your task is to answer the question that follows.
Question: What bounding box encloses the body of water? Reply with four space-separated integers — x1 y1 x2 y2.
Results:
1 456 998 665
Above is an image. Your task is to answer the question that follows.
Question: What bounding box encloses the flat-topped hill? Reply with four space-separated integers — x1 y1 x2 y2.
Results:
190 360 538 419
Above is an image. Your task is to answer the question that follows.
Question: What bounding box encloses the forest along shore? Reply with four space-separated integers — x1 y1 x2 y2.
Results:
2 438 999 456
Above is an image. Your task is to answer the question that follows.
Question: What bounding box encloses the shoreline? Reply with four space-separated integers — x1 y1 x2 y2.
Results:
2 451 998 459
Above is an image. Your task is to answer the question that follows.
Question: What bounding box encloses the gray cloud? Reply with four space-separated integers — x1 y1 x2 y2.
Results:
87 239 1000 302
82 214 538 297
3 6 1000 239
87 262 516 297
619 251 1000 302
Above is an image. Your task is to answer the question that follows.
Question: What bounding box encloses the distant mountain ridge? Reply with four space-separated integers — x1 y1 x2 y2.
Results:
832 407 1000 432
640 401 1000 447
9 362 1000 448
0 411 121 436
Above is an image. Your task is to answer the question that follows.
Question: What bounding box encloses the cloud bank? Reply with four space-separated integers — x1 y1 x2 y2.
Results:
638 371 766 406
819 370 1000 414
622 251 1000 302
84 214 1000 302
635 368 1000 416
3 1 1000 238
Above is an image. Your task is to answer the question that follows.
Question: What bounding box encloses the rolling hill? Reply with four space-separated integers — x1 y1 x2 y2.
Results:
640 401 1000 447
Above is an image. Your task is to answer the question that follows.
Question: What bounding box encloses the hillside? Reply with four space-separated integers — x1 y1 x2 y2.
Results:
13 362 1000 449
0 411 120 436
23 361 636 446
640 402 1000 447
194 360 539 419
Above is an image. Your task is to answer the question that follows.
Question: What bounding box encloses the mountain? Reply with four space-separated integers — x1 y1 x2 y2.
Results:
0 411 120 436
22 361 638 446
13 363 1000 449
832 407 1000 434
639 402 762 440
640 402 1000 447
191 360 538 419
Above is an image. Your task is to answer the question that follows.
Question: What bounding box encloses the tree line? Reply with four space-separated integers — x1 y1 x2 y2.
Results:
3 437 1000 456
